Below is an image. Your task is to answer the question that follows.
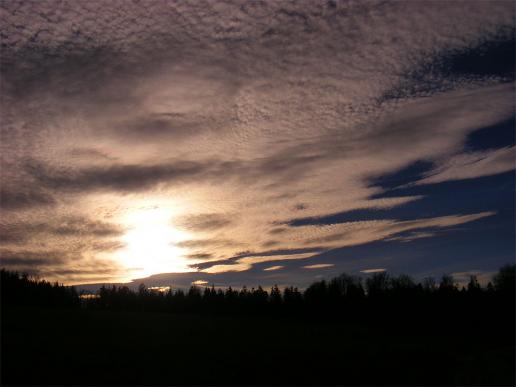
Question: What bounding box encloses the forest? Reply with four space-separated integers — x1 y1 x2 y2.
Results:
1 265 515 385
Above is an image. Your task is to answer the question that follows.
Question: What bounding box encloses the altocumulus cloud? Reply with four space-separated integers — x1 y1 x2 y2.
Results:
0 0 514 285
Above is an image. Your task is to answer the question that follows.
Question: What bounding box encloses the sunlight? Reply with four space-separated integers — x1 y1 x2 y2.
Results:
116 205 193 280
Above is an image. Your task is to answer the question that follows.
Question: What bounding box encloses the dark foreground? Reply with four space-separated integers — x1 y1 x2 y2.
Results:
2 305 515 386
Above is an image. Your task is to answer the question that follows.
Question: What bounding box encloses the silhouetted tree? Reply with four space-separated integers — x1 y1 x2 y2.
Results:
366 272 389 297
304 279 327 306
422 277 437 292
270 285 282 306
438 274 457 294
493 264 515 294
467 275 481 294
0 269 79 308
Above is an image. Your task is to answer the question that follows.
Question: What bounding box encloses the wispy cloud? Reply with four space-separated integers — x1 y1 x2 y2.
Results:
191 280 209 286
416 146 515 185
263 266 284 272
302 264 334 270
360 268 387 274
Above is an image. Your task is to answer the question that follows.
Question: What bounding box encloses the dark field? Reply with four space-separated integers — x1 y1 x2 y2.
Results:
2 305 515 386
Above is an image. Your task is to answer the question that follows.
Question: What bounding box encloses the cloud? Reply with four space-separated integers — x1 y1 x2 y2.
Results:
192 280 209 286
0 246 125 282
0 244 124 282
0 249 67 267
264 266 284 271
192 247 325 270
268 227 288 235
385 231 437 243
0 188 56 211
237 252 316 266
25 160 213 193
68 148 117 162
177 213 234 232
176 238 241 249
50 217 124 237
391 211 495 231
416 146 515 185
115 115 203 142
261 240 280 248
0 0 513 285
89 240 125 252
302 264 334 269
293 203 307 211
0 215 127 283
282 196 424 227
185 253 214 260
202 263 251 274
0 217 124 246
298 211 495 250
360 268 387 274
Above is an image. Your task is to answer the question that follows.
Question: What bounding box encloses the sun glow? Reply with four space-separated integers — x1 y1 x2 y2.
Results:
116 205 194 280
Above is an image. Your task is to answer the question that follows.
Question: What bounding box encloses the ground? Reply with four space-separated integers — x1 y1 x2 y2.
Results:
1 306 514 385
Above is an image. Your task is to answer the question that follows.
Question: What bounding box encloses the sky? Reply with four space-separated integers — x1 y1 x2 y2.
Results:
0 0 514 289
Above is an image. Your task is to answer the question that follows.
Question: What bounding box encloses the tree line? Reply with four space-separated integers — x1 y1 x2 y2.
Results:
1 269 79 308
2 265 514 319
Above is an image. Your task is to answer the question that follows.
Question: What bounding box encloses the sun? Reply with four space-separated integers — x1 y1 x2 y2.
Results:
115 205 193 280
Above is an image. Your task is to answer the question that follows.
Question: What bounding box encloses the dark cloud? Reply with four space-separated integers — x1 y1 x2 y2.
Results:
0 217 123 244
233 247 325 260
0 44 123 97
0 249 67 267
0 226 27 244
68 148 117 161
23 151 326 196
385 230 438 243
261 240 280 248
26 159 212 193
39 258 127 282
51 218 123 238
268 227 288 235
0 245 125 282
116 115 202 141
191 247 325 271
185 252 213 260
283 208 391 227
0 187 56 211
47 267 120 277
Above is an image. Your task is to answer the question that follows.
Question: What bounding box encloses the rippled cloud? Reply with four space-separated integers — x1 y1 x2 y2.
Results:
0 0 514 285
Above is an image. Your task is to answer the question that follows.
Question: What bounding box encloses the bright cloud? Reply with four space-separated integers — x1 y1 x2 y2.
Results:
360 269 387 274
303 264 335 270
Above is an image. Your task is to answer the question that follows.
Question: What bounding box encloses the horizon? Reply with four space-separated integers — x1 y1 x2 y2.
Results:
8 264 509 293
4 262 514 295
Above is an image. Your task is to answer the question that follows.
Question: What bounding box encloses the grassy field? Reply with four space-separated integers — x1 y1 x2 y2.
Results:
2 306 514 385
